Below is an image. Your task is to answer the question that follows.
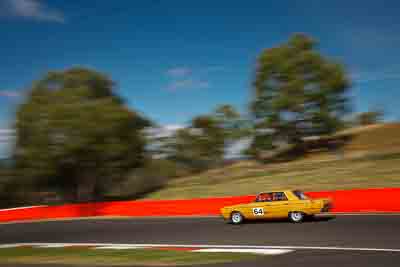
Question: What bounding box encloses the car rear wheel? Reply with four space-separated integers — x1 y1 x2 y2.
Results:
230 212 244 225
289 211 304 223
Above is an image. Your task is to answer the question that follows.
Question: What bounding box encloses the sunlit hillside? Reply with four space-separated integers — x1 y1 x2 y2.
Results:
147 123 400 199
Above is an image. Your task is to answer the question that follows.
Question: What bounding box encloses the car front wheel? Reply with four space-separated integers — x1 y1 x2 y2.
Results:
230 212 244 225
289 211 304 223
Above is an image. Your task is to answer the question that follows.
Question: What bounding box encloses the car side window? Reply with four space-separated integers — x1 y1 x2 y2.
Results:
255 193 272 202
272 192 288 201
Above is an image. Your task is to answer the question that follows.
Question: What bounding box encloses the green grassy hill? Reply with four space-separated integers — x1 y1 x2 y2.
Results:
146 123 400 199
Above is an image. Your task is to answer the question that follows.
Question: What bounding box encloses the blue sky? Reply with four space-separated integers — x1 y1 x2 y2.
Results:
1 0 400 157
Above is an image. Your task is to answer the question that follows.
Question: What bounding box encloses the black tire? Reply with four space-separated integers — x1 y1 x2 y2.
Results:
289 211 304 223
230 211 244 225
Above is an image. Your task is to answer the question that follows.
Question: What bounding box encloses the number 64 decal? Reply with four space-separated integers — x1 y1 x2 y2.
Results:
252 207 264 216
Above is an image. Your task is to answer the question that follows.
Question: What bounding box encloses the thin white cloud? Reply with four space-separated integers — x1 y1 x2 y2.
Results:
2 0 65 23
165 66 218 92
167 79 210 91
166 67 192 78
0 90 21 98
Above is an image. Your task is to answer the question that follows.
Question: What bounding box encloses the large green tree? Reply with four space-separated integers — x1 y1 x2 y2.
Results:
33 67 121 101
251 34 350 145
14 67 150 202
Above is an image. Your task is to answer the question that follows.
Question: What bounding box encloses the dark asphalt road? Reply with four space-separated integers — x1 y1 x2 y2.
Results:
1 215 400 266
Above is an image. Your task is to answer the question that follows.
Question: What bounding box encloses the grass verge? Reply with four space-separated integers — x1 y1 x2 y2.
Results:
0 247 261 266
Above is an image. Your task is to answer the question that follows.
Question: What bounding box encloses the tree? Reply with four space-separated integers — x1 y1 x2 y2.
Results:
251 34 350 147
214 105 241 126
357 110 384 126
213 104 252 141
167 115 225 171
14 67 150 202
191 115 226 164
33 67 121 101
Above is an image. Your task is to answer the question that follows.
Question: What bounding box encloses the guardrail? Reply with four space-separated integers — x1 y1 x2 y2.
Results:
1 188 399 223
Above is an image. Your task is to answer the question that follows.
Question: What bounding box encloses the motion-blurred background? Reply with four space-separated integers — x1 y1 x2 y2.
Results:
1 1 400 208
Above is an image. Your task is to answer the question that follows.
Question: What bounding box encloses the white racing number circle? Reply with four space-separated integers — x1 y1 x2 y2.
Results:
252 207 264 216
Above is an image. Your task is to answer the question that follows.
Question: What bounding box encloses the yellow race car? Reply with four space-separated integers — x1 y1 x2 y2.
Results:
220 190 332 224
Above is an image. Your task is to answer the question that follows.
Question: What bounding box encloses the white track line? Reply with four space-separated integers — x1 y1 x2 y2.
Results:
1 243 400 253
37 244 75 248
94 246 147 250
0 206 46 212
196 248 292 255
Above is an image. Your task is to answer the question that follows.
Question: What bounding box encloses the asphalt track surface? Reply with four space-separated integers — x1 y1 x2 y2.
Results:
1 215 400 266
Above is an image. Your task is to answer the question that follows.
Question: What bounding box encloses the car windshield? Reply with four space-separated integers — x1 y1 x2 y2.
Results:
293 190 308 200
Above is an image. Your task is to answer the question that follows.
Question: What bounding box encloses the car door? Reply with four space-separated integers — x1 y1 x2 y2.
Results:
266 192 290 218
247 192 288 219
246 202 269 219
246 193 272 219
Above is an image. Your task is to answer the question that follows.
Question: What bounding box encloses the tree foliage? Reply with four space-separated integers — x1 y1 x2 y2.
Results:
213 104 252 141
33 67 120 101
167 115 225 171
251 34 350 146
14 67 150 202
106 159 187 200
